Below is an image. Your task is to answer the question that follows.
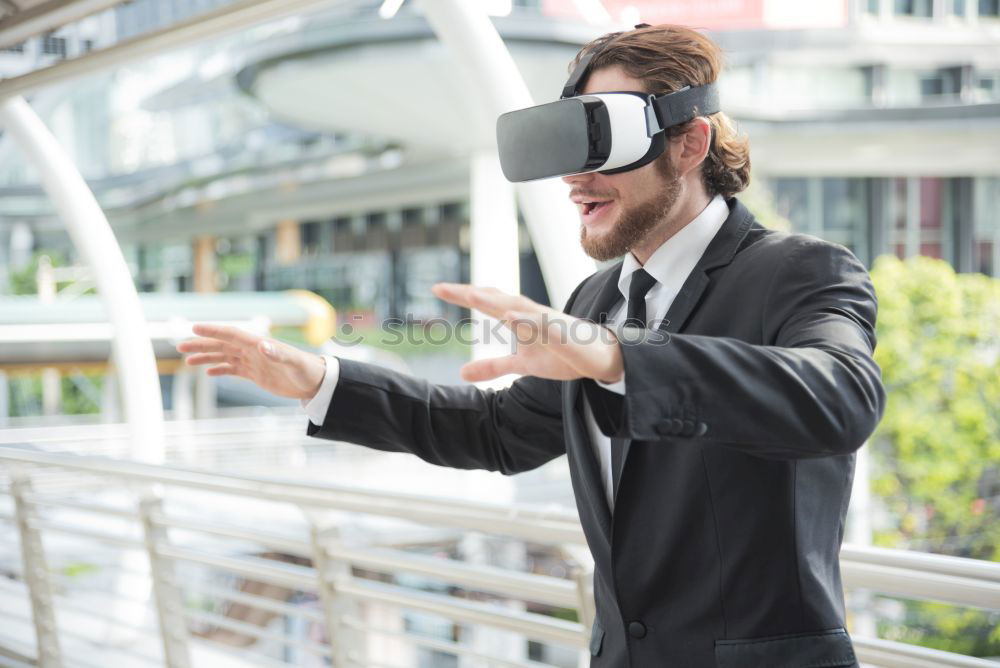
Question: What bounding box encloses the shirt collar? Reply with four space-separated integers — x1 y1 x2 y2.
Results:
618 194 729 300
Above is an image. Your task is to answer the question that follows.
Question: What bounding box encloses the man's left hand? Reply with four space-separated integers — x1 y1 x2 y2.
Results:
432 282 624 384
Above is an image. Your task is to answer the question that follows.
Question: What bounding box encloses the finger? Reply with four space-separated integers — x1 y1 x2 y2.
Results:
502 309 615 377
184 353 229 367
206 363 239 377
191 323 258 347
503 310 548 343
434 283 527 320
176 338 229 354
431 282 477 308
460 355 521 383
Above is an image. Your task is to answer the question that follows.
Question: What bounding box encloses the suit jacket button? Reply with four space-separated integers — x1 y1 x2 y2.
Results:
681 419 695 436
655 420 673 436
628 621 646 639
695 421 708 436
670 418 684 434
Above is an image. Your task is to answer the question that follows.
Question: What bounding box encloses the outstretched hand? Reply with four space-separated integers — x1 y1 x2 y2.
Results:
431 282 624 384
176 324 326 400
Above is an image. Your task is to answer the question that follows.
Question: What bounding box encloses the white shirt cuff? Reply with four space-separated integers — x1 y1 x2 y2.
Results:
301 355 340 426
595 373 625 395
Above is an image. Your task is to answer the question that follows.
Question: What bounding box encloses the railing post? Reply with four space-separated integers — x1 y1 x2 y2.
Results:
10 470 63 668
139 495 191 668
573 565 595 668
309 522 360 667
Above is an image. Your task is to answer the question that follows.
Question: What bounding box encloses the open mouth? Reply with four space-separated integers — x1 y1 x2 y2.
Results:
582 201 612 216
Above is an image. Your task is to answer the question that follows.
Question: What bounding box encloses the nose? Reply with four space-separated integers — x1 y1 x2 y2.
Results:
561 171 595 186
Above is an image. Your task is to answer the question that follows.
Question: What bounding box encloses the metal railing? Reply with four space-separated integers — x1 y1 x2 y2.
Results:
0 424 998 668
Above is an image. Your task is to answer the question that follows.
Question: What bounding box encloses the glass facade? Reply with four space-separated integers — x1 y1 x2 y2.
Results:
769 176 998 276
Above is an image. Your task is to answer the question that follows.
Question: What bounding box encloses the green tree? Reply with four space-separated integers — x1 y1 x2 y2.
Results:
7 250 68 295
869 254 1000 653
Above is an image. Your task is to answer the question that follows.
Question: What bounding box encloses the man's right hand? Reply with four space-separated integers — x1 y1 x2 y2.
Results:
176 324 326 400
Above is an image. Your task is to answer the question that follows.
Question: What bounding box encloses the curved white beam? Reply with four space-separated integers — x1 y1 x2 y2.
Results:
418 0 596 306
0 96 165 463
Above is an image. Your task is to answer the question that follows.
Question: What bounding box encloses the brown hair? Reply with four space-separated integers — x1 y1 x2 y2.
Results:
571 24 751 199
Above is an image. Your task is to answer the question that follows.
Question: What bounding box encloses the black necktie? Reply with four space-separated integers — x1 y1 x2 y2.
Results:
612 268 658 504
624 268 658 329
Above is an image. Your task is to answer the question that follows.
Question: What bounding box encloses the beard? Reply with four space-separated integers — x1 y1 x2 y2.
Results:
579 156 682 262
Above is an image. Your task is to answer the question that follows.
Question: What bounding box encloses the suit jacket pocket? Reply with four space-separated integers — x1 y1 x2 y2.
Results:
589 619 605 656
715 628 856 668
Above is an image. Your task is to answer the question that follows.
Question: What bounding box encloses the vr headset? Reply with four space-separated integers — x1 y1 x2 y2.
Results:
496 34 721 183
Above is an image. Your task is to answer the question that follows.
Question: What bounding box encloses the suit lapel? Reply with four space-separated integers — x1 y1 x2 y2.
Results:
617 198 757 474
562 199 757 541
562 262 624 543
655 198 755 336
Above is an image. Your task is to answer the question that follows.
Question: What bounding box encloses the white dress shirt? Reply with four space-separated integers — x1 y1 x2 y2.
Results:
303 194 730 512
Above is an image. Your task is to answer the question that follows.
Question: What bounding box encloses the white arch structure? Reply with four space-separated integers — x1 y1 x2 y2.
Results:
418 0 596 305
0 0 596 459
0 97 166 462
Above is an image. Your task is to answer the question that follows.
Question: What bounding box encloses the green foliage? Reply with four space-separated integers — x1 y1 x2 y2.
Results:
7 250 68 295
61 562 100 578
869 255 1000 654
6 372 104 417
876 599 1000 657
870 255 1000 560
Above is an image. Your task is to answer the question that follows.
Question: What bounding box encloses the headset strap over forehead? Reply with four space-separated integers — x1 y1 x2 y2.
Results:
561 50 597 99
561 24 649 99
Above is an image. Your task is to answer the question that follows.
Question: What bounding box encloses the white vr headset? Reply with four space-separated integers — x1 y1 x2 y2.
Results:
496 34 721 183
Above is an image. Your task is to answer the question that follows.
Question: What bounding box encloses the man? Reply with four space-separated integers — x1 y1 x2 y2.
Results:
179 25 884 667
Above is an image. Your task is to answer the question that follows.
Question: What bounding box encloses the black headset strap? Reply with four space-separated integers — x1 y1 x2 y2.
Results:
561 51 597 99
561 24 651 99
645 83 720 135
562 26 721 127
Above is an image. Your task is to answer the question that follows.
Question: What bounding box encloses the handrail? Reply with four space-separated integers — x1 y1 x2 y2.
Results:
323 543 581 609
853 637 999 668
333 578 587 648
841 558 1000 609
2 444 999 668
841 543 1000 582
0 446 587 544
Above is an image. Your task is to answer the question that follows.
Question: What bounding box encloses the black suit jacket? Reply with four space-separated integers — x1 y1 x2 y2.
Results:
308 197 885 667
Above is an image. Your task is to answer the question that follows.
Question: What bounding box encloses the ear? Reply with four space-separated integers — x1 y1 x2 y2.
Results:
670 117 712 178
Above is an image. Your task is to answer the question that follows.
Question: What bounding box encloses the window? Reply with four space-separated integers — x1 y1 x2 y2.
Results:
1 41 25 53
81 39 95 53
772 178 871 264
402 207 424 226
980 0 1000 16
41 31 67 58
973 177 1000 276
773 179 811 232
975 73 999 101
888 68 962 105
894 0 933 15
889 177 949 261
332 216 352 233
301 221 322 256
953 0 966 15
919 68 960 100
439 202 465 221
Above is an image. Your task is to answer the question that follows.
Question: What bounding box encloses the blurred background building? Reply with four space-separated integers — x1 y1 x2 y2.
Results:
2 0 997 316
